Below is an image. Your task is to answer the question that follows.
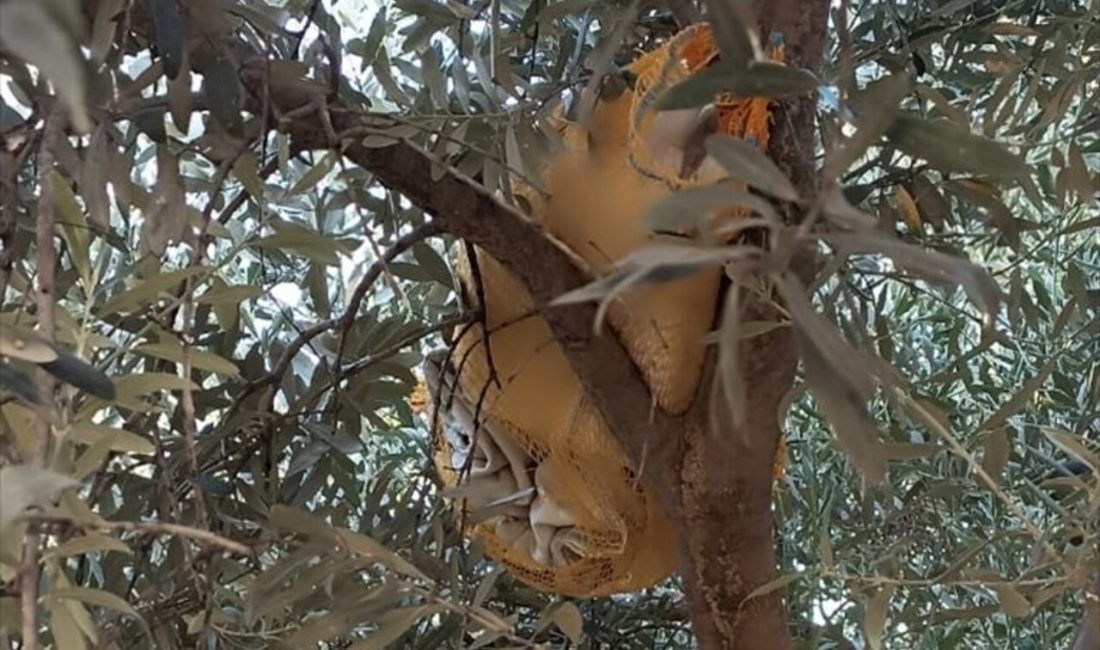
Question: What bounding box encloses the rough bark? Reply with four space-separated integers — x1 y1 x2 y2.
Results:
671 320 800 649
666 4 830 648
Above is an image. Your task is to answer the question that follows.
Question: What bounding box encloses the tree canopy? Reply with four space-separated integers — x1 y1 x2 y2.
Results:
0 0 1097 649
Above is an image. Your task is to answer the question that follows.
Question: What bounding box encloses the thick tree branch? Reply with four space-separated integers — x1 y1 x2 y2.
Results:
323 136 681 467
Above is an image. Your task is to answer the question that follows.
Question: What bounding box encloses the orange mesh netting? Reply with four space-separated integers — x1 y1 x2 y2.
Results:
627 24 786 189
427 23 785 598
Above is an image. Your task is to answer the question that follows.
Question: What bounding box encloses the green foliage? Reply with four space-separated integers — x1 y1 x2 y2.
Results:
0 0 1096 649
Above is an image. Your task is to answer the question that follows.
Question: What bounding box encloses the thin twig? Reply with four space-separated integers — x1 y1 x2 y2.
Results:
27 514 252 556
328 314 473 392
21 108 65 650
236 221 444 411
179 159 235 532
461 242 501 388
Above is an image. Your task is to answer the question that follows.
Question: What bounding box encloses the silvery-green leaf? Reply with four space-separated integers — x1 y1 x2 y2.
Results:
0 466 78 531
886 114 1029 179
0 0 91 132
705 135 800 201
658 62 818 111
641 185 778 236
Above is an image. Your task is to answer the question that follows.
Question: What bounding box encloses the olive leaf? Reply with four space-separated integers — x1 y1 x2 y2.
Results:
145 0 185 80
0 327 115 399
886 114 1029 179
658 62 819 111
0 465 78 531
0 0 91 132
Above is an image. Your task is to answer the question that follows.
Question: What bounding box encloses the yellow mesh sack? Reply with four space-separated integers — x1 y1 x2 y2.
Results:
431 248 676 597
512 24 787 416
428 24 785 598
519 87 720 416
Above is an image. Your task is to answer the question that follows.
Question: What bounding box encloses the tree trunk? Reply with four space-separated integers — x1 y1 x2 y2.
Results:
674 320 800 650
657 3 830 648
639 287 801 650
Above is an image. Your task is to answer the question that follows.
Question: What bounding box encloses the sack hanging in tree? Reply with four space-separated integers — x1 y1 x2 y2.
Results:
426 23 785 597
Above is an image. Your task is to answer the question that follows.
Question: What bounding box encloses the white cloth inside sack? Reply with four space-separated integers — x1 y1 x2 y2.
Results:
438 381 585 567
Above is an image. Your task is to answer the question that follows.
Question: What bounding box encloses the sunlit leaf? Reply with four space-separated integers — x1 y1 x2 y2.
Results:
412 243 454 288
113 372 199 400
640 185 778 235
886 115 1029 179
826 71 912 179
253 226 354 266
800 333 887 484
46 533 132 560
420 46 448 107
825 231 1002 325
992 584 1033 618
68 424 155 456
346 605 439 650
50 170 92 283
372 51 413 107
135 341 240 376
196 283 263 304
289 151 338 196
1043 428 1099 473
704 134 799 201
72 431 115 479
716 286 747 428
233 150 264 199
550 601 584 644
47 587 139 619
334 527 430 581
46 599 89 650
0 465 77 531
741 571 805 603
100 266 208 314
0 326 59 364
